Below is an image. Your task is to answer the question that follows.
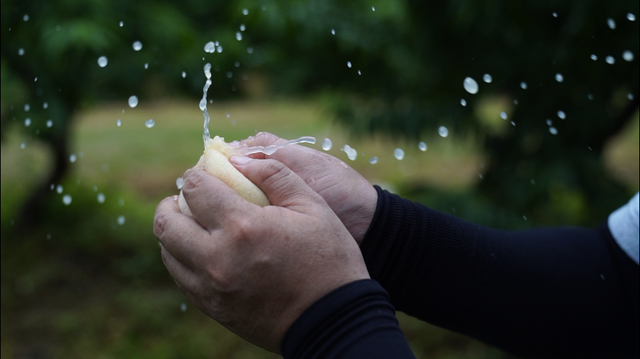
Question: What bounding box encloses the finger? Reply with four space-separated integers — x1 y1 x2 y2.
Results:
154 195 210 269
181 168 251 231
160 244 201 293
229 156 324 210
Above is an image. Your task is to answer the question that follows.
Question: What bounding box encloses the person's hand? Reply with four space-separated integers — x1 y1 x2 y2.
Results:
238 132 378 245
153 157 370 353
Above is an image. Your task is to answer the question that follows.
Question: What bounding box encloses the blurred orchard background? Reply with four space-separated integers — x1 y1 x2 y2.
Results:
1 0 638 358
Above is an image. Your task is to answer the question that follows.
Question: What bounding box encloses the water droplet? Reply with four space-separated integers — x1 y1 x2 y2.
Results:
226 71 233 78
145 119 155 128
552 12 558 18
587 94 594 100
394 148 405 160
216 46 223 53
520 82 528 90
549 127 558 135
62 195 72 205
181 71 187 78
128 96 139 108
69 154 77 163
18 48 25 56
24 118 31 126
144 63 149 69
622 50 634 62
23 14 29 21
531 179 536 185
56 185 64 194
247 47 254 54
600 274 605 280
479 174 483 179
590 54 598 61
628 93 634 100
322 138 333 151
117 215 126 225
132 41 143 51
119 21 124 27
46 233 51 240
97 56 108 67
242 8 249 15
500 111 508 120
240 24 246 31
369 156 378 164
204 41 216 53
546 119 553 126
331 29 336 35
605 56 615 64
43 102 48 109
438 126 449 138
97 193 106 203
342 145 358 161
358 70 362 75
46 119 53 127
180 303 187 312
463 77 479 94
199 99 207 111
24 104 30 111
119 199 125 206
555 73 564 82
176 177 185 190
628 13 636 21
235 61 240 68
418 142 427 151
20 142 25 149
523 215 527 220
607 18 616 29
459 98 468 107
557 110 566 119
204 63 212 79
347 61 352 68
482 74 492 83
116 119 122 127
236 31 243 41
372 6 375 11
511 121 516 126
513 99 519 105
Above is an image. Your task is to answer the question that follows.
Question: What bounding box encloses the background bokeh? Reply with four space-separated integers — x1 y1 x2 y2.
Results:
2 0 638 358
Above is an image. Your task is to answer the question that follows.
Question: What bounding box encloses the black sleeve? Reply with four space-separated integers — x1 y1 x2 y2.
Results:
282 279 415 359
360 186 639 359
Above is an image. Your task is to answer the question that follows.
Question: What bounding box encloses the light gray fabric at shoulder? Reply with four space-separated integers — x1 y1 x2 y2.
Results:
608 192 639 264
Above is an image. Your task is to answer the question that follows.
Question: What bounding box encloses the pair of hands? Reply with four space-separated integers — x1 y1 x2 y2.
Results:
153 132 378 353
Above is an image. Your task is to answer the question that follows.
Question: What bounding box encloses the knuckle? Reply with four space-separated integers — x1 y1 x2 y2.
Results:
182 170 205 194
153 212 171 238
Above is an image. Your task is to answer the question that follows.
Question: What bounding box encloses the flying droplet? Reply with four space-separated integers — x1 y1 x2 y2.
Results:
18 48 25 56
117 215 126 225
622 50 634 62
23 14 29 21
132 41 143 51
588 94 594 100
358 70 362 75
628 93 634 100
394 148 405 160
240 24 246 31
62 195 72 205
145 119 155 128
180 303 187 312
555 73 564 82
347 61 352 68
590 54 598 61
552 12 558 18
216 46 223 53
331 29 336 35
438 126 449 138
628 13 636 21
369 156 378 164
463 77 479 94
242 8 249 15
116 119 121 127
176 177 185 190
372 6 375 11
482 74 492 83
182 71 187 78
56 185 64 194
607 18 616 29
24 118 31 127
20 142 25 149
418 142 427 151
557 110 566 119
322 138 333 151
204 41 216 53
97 193 106 203
69 154 77 163
236 31 243 41
605 56 615 64
546 119 553 126
128 96 139 108
549 127 558 135
46 120 53 128
24 104 30 112
520 82 528 90
144 63 149 69
119 21 124 27
510 121 516 126
247 47 254 54
226 71 233 78
97 56 108 67
342 145 358 161
43 102 48 109
460 99 467 106
500 112 508 120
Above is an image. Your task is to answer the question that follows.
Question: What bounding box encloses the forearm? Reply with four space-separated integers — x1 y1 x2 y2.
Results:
361 186 639 358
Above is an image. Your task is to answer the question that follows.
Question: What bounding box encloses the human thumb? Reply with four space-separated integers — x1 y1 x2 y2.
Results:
229 156 322 209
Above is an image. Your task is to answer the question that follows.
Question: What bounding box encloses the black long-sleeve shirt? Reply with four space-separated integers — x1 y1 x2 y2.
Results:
282 186 639 358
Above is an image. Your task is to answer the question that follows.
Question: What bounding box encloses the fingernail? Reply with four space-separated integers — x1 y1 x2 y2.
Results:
229 156 252 165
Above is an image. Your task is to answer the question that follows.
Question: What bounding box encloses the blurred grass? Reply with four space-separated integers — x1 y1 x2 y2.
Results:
1 99 637 359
